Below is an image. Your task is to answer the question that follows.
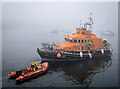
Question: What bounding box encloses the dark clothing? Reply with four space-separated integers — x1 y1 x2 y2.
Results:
35 67 38 70
50 46 53 51
31 63 35 71
88 43 91 50
31 65 34 68
103 40 107 43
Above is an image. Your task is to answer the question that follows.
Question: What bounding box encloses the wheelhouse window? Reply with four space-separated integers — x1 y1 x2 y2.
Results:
74 39 77 43
65 37 73 43
81 32 85 34
88 39 90 43
70 40 73 42
84 39 87 43
91 39 93 43
81 39 84 43
65 38 68 41
78 39 80 43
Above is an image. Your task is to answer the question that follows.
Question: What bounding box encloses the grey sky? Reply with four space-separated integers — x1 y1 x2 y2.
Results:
3 2 118 34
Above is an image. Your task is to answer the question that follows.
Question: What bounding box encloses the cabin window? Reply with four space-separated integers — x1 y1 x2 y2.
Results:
65 38 73 43
91 39 93 43
84 39 87 43
88 39 90 43
81 39 84 43
65 38 69 41
74 39 77 43
70 40 73 42
81 32 85 34
78 39 80 43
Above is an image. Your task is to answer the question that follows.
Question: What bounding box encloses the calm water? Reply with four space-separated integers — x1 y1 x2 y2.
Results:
2 33 118 87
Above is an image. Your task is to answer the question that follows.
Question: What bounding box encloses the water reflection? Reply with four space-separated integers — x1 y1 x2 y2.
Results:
47 57 112 85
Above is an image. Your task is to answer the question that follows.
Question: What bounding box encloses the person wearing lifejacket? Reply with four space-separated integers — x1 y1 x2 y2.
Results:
34 61 38 70
50 45 53 51
48 44 50 50
31 62 35 71
88 42 92 53
103 39 107 49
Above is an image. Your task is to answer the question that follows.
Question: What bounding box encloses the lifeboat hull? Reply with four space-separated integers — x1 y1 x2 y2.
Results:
37 49 113 60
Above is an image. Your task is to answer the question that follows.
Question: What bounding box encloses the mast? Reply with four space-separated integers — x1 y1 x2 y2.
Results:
88 12 94 31
80 19 81 28
88 12 93 44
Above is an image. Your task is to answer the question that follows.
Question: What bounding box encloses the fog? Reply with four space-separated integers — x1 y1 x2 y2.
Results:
2 2 118 60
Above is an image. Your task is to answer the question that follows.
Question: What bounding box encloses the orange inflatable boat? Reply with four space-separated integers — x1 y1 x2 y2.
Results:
8 62 48 81
16 62 48 81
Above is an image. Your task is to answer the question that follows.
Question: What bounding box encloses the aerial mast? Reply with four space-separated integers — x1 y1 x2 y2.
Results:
80 19 81 28
88 12 94 31
88 12 94 44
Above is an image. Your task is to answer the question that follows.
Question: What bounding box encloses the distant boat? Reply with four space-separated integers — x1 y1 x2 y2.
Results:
101 31 114 36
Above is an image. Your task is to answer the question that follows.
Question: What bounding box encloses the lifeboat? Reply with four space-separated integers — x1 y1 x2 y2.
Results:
8 62 48 81
37 13 113 59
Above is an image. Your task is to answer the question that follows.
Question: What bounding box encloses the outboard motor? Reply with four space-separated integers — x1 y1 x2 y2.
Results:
16 70 22 77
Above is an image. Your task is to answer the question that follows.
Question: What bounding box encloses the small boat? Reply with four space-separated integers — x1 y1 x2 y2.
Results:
8 62 48 81
16 62 48 81
101 31 114 36
36 13 113 60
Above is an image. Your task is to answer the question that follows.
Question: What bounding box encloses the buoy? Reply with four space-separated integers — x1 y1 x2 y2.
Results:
57 53 61 58
101 49 104 54
110 49 113 53
110 49 112 52
89 53 92 59
80 52 83 58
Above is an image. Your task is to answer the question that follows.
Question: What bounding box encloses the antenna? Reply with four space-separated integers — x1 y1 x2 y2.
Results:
80 19 81 28
90 12 92 16
88 12 94 31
